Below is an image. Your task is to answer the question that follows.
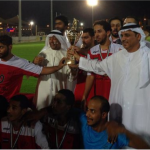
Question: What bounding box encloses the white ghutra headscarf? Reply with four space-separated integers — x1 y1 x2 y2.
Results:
118 23 146 48
40 30 68 52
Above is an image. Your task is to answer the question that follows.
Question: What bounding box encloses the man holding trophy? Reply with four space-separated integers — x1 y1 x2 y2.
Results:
33 29 77 110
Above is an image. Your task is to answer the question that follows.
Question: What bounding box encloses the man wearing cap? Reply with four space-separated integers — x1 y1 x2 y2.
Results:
69 23 150 144
33 30 76 110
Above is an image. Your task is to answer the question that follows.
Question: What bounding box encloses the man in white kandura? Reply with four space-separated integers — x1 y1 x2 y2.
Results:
70 23 150 145
34 30 76 110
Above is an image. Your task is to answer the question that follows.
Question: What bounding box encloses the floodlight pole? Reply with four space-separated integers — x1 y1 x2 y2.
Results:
50 0 53 30
18 0 22 42
91 5 94 28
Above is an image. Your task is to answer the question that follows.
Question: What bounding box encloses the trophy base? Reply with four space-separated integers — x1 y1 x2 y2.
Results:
64 59 76 65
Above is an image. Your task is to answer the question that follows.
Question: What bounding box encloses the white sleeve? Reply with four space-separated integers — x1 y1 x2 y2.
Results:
13 56 43 77
21 60 43 77
34 121 50 149
79 55 114 78
87 53 92 76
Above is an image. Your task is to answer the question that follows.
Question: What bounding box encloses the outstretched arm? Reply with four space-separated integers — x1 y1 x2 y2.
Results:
68 49 112 77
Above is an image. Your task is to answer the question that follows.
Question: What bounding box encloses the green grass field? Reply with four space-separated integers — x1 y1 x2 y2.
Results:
12 42 45 93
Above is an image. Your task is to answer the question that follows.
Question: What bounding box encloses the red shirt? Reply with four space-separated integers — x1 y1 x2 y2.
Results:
43 116 80 149
0 56 42 101
74 54 94 105
0 118 49 149
87 43 122 100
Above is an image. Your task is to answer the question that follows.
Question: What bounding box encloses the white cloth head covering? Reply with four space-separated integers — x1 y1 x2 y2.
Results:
40 30 68 52
119 23 150 88
118 23 146 48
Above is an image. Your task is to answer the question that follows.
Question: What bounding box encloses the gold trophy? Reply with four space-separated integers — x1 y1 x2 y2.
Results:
65 18 79 65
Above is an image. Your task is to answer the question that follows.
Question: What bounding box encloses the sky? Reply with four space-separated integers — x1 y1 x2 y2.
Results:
0 0 150 28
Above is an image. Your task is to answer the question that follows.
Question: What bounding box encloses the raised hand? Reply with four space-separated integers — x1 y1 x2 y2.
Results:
58 57 67 69
33 56 44 66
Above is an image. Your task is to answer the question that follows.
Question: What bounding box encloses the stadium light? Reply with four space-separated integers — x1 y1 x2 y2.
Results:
80 22 84 26
30 21 34 35
87 0 98 6
87 0 98 27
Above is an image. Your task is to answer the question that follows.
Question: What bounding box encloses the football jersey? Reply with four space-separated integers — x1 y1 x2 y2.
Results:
43 115 80 149
0 56 42 101
88 43 123 74
0 117 49 149
87 43 123 100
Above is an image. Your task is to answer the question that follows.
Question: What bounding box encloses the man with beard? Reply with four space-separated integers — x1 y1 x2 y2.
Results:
55 15 71 48
81 20 122 107
72 28 95 107
109 17 123 44
0 35 66 101
55 15 68 35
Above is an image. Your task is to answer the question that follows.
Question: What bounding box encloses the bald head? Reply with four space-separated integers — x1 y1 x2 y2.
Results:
90 96 110 113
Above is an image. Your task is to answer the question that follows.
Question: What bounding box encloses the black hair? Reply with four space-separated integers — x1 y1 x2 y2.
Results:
55 15 68 26
10 94 29 109
58 89 75 106
93 20 111 32
125 16 139 25
0 95 8 111
0 35 12 46
90 95 110 113
83 28 94 37
109 16 123 27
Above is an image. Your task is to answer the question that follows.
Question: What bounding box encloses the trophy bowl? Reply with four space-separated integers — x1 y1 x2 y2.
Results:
65 31 78 65
64 18 79 65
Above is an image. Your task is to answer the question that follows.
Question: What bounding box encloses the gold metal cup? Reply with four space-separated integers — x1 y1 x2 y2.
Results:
65 32 77 65
65 18 79 65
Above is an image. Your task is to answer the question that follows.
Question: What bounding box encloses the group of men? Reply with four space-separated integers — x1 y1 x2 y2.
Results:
0 14 150 149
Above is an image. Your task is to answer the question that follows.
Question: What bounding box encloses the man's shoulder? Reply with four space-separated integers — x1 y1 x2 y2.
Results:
11 55 28 62
111 42 122 47
146 41 150 48
111 43 123 52
90 44 99 51
0 56 28 65
1 117 10 133
89 44 99 55
10 56 29 67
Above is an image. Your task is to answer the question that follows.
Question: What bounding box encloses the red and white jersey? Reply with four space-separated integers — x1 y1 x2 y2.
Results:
87 43 123 76
0 117 49 149
74 53 95 104
43 115 80 149
0 56 42 101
